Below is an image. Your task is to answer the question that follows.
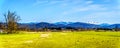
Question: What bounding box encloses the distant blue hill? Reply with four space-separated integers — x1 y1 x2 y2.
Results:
108 24 120 28
54 22 68 25
67 22 99 28
18 22 120 29
98 23 111 28
99 23 110 26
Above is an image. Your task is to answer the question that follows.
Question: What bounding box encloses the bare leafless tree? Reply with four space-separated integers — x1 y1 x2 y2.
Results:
4 11 20 34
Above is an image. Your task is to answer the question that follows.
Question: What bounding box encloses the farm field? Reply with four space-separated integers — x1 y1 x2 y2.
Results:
0 31 120 48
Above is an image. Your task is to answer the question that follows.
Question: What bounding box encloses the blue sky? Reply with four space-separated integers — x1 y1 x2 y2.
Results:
0 0 120 24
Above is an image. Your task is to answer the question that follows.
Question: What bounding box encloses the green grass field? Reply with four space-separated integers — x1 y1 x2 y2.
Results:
0 31 120 48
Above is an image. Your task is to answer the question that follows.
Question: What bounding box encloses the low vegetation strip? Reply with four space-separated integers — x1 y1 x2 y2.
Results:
0 31 120 48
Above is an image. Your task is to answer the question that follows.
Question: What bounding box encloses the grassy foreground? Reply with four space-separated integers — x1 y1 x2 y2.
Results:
0 31 120 48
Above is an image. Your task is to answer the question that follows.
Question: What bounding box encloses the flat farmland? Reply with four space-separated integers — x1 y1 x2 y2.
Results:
0 31 120 48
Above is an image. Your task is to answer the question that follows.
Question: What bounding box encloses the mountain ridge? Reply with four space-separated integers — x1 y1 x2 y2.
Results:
18 22 120 29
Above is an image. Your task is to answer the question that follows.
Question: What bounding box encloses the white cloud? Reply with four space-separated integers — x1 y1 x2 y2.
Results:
33 0 48 6
62 4 107 15
33 0 67 6
87 11 119 18
85 1 93 4
87 4 107 10
77 8 90 11
81 11 120 24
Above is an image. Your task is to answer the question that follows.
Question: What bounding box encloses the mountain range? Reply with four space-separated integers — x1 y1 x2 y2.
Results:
18 22 120 29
